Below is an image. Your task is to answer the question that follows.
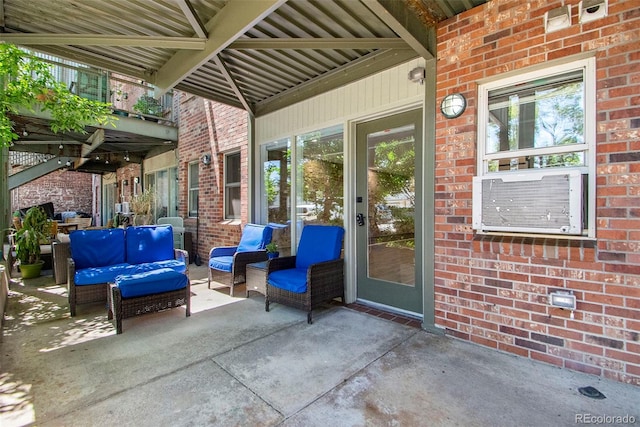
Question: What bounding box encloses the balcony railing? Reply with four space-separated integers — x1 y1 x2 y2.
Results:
31 50 177 125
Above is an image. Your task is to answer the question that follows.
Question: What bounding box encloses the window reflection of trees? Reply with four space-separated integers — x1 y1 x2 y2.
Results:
487 72 586 172
265 144 290 224
300 136 344 225
368 135 415 247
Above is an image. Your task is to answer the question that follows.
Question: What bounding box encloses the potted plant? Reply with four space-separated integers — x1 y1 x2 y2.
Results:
265 242 279 259
130 187 155 225
132 95 162 119
14 206 49 279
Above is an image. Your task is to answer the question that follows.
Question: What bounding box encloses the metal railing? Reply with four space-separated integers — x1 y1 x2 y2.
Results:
8 152 56 173
30 50 177 124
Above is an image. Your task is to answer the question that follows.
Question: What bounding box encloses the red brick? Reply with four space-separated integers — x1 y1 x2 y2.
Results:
434 0 640 385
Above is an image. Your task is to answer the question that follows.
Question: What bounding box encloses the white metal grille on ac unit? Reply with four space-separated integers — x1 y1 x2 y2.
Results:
472 169 583 235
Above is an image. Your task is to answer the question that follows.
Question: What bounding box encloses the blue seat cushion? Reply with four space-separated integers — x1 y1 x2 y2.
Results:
74 263 135 286
115 268 188 299
268 267 308 293
131 259 187 275
209 256 233 272
295 225 344 270
70 228 126 270
126 225 174 265
236 224 272 252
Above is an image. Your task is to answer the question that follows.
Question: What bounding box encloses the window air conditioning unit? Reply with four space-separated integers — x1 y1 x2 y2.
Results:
472 169 583 235
121 202 130 214
115 203 122 213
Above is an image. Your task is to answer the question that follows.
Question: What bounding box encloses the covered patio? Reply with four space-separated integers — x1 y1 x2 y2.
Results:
1 266 638 426
2 0 640 410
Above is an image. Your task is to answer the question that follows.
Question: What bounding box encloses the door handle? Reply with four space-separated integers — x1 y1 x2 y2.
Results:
356 213 365 226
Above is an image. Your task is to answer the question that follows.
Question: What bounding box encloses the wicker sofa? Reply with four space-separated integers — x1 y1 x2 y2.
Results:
67 225 188 316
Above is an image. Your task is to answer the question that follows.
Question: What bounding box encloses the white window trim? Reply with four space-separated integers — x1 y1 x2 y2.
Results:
188 161 199 218
224 151 241 220
476 56 596 238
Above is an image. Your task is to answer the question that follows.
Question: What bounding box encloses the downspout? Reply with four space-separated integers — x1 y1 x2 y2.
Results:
247 111 256 223
422 57 441 335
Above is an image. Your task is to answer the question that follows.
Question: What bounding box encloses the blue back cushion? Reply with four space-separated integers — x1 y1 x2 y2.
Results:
295 225 344 270
70 228 126 270
126 225 174 264
236 224 272 253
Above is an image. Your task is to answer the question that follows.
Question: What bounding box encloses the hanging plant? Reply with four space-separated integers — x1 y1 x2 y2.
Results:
0 43 116 147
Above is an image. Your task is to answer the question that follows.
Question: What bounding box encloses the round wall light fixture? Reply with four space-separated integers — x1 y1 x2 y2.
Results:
440 93 467 119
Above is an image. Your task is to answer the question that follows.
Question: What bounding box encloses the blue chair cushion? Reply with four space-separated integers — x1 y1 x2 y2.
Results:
295 225 344 270
236 224 272 253
115 268 188 299
70 228 126 270
74 263 135 286
126 225 174 265
210 246 237 258
268 267 308 293
131 259 187 275
209 256 233 272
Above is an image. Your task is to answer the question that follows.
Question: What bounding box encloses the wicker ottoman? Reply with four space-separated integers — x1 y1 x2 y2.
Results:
107 268 190 334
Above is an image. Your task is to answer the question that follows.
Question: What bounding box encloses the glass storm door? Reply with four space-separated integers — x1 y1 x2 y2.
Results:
355 109 423 314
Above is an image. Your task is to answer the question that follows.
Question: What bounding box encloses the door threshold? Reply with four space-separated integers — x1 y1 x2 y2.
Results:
347 300 422 329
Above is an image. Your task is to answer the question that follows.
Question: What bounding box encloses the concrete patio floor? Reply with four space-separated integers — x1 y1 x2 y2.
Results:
1 264 638 427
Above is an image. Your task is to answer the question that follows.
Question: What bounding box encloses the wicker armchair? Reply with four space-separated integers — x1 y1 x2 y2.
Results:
208 224 273 297
266 225 345 324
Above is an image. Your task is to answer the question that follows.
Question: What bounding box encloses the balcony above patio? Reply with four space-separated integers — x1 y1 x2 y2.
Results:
7 54 178 175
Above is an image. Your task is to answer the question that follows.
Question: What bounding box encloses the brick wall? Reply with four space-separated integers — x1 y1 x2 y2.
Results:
11 170 93 216
177 92 249 257
435 0 639 384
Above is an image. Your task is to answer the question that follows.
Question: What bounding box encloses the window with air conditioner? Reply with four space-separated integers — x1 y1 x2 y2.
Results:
474 57 596 237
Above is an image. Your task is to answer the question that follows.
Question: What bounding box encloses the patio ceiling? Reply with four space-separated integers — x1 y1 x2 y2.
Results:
0 0 487 173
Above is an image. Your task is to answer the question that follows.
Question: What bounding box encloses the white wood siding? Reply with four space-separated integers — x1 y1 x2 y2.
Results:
255 58 426 144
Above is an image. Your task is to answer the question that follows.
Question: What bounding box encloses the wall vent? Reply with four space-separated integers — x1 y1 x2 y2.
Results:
472 169 583 235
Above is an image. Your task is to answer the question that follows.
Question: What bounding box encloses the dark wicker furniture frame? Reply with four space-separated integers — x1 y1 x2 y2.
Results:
265 255 344 324
52 241 70 285
67 248 188 316
208 249 268 297
107 278 190 334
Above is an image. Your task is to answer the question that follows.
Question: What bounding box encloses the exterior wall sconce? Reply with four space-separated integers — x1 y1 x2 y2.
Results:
134 177 140 184
202 154 211 165
440 93 466 119
579 0 607 23
123 179 129 186
545 5 571 33
408 67 425 85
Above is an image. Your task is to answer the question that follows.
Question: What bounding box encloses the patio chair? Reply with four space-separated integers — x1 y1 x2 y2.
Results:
208 223 273 297
265 224 345 324
157 217 185 250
